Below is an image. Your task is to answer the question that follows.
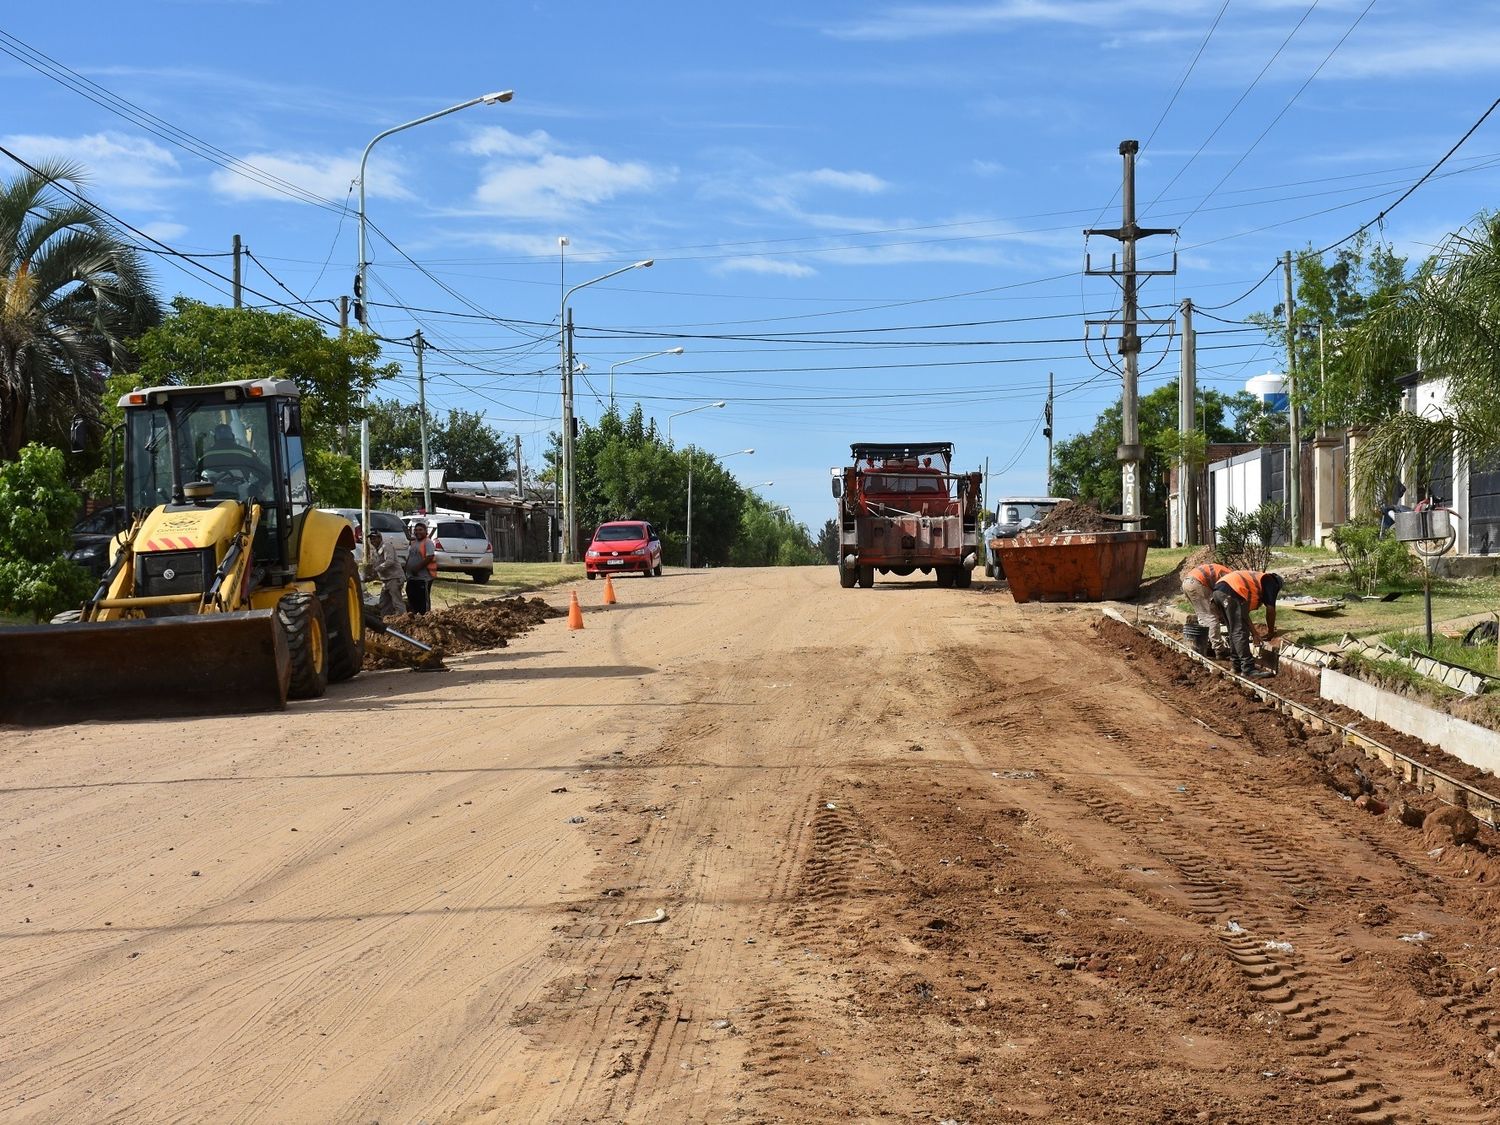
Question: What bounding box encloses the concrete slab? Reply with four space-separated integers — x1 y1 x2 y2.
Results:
1320 667 1500 777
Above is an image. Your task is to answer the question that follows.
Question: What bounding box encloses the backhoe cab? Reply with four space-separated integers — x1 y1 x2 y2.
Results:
0 379 365 724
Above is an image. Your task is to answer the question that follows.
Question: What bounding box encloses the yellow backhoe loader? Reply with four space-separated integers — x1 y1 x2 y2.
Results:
0 378 365 723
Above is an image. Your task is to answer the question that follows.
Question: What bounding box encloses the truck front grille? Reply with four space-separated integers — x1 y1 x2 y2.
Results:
136 548 214 599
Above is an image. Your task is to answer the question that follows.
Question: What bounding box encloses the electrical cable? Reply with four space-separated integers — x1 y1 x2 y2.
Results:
1177 0 1377 230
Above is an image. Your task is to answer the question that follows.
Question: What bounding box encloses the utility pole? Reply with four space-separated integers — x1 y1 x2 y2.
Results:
232 234 242 309
515 434 523 497
1283 251 1302 545
1044 372 1055 496
339 295 349 332
414 331 432 515
1179 299 1198 546
1085 141 1177 530
562 309 577 562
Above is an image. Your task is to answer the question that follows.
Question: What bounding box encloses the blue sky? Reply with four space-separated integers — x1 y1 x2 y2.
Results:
4 2 1498 532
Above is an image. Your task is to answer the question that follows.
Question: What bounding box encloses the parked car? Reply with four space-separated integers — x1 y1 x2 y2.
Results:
427 518 494 583
68 505 128 580
319 507 409 563
983 496 1066 577
585 520 663 579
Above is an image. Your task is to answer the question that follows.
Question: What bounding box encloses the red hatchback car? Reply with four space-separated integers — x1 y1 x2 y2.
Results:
585 520 663 579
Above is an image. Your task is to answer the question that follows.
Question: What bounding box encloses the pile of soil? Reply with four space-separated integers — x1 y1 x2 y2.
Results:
364 596 565 671
1027 499 1124 535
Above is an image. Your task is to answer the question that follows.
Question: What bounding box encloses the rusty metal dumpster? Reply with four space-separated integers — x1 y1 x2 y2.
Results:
991 531 1157 602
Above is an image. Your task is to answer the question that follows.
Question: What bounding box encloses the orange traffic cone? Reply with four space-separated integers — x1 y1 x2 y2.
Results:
602 575 617 605
567 590 584 630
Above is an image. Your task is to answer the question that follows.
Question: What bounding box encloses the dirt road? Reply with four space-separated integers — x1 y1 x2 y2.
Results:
4 568 1499 1123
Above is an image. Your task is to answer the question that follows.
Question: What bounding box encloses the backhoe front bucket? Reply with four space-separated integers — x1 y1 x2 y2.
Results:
0 610 290 725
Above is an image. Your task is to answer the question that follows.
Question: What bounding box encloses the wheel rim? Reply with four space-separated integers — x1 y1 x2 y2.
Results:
312 615 325 674
346 577 363 643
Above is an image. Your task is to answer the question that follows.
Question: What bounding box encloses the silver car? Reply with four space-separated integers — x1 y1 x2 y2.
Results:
427 518 494 583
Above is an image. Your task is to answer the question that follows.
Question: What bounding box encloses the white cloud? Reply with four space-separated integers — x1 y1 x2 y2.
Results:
465 126 556 159
1 131 183 208
208 151 410 204
138 220 189 243
784 168 888 194
474 153 663 220
715 256 817 278
972 159 1007 177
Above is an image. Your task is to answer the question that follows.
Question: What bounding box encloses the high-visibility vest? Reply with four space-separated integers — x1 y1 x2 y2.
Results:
410 538 437 578
1186 563 1231 588
1219 570 1265 610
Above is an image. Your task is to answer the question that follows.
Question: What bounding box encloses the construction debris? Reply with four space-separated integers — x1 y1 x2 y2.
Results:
363 596 565 671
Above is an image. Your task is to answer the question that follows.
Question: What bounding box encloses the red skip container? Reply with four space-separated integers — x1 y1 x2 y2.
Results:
991 531 1157 603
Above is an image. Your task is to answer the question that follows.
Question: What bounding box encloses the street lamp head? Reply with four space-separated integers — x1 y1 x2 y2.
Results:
712 401 726 408
482 90 515 105
634 259 655 269
559 236 569 247
669 347 685 355
743 448 755 455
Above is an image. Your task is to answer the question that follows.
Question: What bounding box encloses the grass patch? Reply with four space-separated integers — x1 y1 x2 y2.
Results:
1381 629 1499 677
1286 628 1343 648
367 562 586 612
1342 648 1439 695
1143 547 1194 580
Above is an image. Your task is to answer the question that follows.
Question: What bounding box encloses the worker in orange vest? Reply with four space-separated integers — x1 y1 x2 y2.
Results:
1210 570 1284 678
404 521 439 615
1181 561 1232 657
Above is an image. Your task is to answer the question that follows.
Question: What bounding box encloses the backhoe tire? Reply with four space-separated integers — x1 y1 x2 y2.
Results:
315 547 364 683
857 566 875 589
839 564 856 588
280 590 329 700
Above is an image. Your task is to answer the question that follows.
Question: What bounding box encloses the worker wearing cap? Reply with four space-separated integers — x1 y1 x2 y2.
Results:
1210 570 1284 679
1181 561 1232 657
362 530 406 617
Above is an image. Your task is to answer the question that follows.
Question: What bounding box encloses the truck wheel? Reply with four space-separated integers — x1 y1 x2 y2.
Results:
857 566 875 589
315 547 364 683
280 590 329 700
954 568 973 589
839 564 856 588
935 567 955 588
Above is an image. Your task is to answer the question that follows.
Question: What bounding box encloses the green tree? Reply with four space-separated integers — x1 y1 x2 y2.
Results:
0 443 93 620
1250 234 1409 432
431 407 511 480
116 298 398 502
730 496 818 566
1343 213 1500 504
0 161 161 461
366 395 424 468
1052 380 1253 536
817 517 839 564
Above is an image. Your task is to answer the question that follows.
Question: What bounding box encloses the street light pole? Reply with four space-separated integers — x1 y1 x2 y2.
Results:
560 259 654 562
686 447 752 570
666 400 725 445
610 347 684 408
355 89 512 542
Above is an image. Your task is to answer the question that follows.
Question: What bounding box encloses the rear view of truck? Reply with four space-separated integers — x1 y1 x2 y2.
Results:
831 442 982 588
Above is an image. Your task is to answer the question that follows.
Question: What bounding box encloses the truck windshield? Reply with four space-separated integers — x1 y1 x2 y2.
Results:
865 474 945 494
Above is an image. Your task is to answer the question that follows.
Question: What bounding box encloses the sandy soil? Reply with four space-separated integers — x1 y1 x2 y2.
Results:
3 567 1500 1123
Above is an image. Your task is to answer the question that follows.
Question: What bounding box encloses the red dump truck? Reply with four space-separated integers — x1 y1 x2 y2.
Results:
831 442 982 588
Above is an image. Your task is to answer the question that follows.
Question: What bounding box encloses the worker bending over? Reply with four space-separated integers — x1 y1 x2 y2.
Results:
1181 561 1231 656
1210 570 1283 679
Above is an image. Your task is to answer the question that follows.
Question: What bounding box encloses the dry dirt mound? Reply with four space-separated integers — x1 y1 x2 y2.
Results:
364 595 565 670
1028 499 1125 534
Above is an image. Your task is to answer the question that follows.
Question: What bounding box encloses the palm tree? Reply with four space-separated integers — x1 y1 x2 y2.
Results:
1345 212 1500 506
0 159 160 460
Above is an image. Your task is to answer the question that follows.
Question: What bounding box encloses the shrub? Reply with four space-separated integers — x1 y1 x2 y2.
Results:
1216 501 1288 571
0 444 94 621
1332 517 1417 596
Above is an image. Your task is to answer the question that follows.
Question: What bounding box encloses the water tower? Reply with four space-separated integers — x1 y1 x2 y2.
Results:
1245 372 1288 413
